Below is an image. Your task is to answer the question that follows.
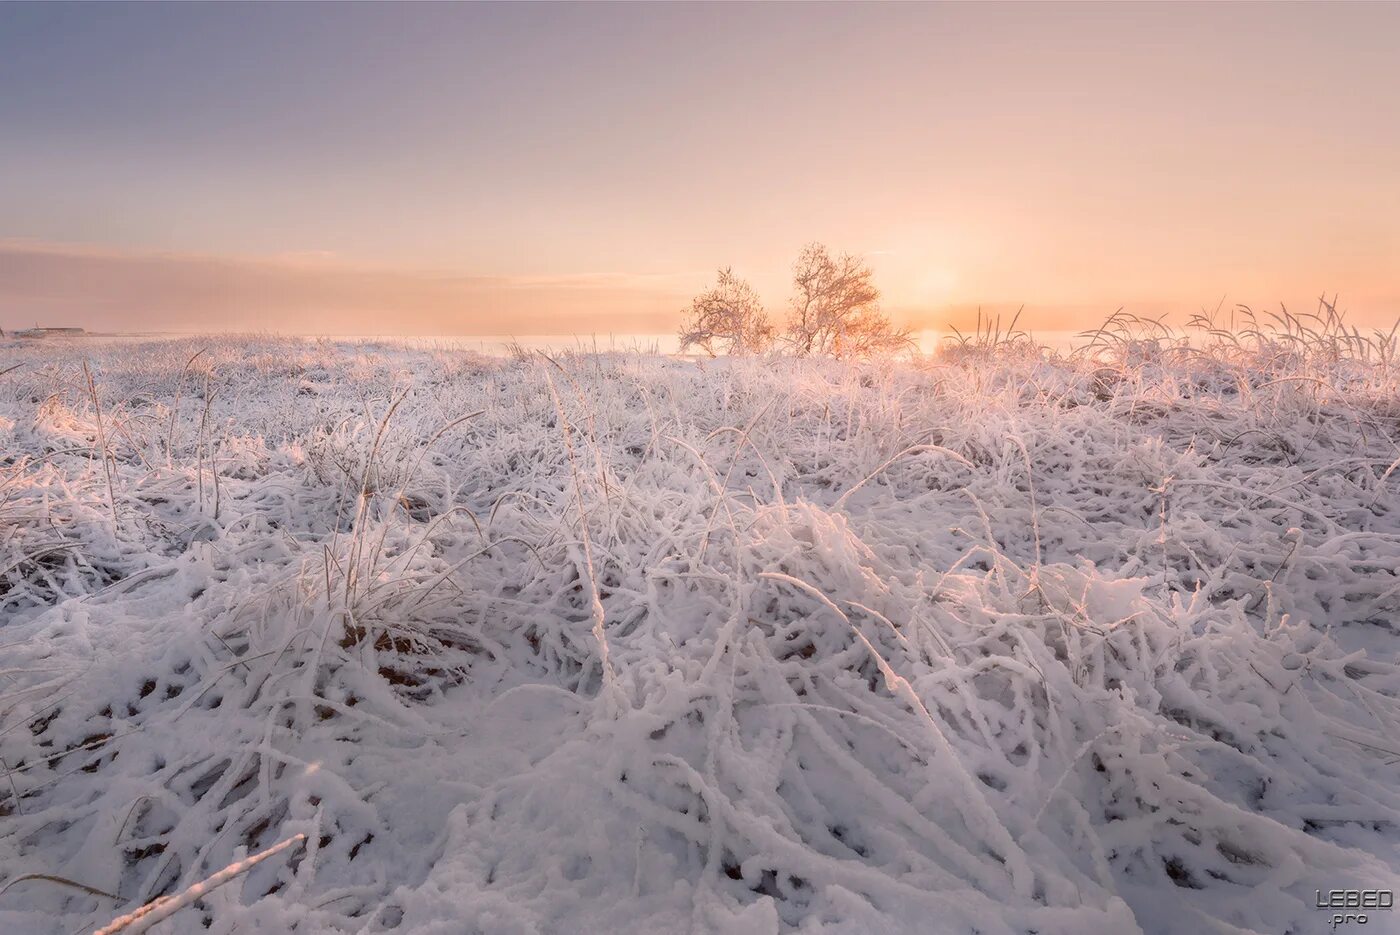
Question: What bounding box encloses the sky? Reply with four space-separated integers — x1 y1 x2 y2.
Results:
1 2 1397 336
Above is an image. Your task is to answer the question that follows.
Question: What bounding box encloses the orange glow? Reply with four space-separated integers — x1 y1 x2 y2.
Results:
1 4 1397 335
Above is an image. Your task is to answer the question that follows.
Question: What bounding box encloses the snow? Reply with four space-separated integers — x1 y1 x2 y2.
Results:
1 332 1398 934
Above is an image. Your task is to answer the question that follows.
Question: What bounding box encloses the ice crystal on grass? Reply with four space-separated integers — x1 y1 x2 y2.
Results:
1 321 1398 933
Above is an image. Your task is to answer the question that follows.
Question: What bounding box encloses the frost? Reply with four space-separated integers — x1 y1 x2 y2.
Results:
1 331 1397 934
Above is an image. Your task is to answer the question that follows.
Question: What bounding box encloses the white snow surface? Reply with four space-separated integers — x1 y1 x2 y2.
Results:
1 334 1398 934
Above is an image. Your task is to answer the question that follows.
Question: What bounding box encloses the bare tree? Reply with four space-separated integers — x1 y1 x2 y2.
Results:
677 268 774 356
782 243 913 358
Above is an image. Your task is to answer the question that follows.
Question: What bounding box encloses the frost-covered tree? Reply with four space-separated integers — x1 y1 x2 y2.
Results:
782 243 913 358
677 268 774 356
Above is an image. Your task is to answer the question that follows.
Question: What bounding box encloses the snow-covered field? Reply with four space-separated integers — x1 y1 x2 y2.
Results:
2 329 1399 934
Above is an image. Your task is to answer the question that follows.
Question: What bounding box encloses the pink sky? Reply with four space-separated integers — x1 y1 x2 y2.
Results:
2 4 1397 335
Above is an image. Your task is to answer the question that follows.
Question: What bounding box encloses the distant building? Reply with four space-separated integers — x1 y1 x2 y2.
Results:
13 327 86 338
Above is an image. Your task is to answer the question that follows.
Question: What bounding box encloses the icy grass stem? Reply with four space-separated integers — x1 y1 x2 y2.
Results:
93 833 306 935
82 360 117 527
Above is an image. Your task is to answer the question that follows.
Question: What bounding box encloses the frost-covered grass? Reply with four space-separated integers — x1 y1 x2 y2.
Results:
1 319 1399 934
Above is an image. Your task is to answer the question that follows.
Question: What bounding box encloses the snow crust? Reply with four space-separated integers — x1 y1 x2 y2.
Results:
1 334 1398 934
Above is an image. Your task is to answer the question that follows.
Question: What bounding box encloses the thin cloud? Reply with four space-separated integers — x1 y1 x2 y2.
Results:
0 241 690 335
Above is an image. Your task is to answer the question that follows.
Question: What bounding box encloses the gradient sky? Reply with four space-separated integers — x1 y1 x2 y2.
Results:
2 2 1397 335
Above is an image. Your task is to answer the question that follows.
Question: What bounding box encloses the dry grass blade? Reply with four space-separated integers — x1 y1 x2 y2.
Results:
0 872 120 902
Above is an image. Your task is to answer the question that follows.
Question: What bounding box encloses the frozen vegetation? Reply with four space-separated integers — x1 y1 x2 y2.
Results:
2 314 1399 934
